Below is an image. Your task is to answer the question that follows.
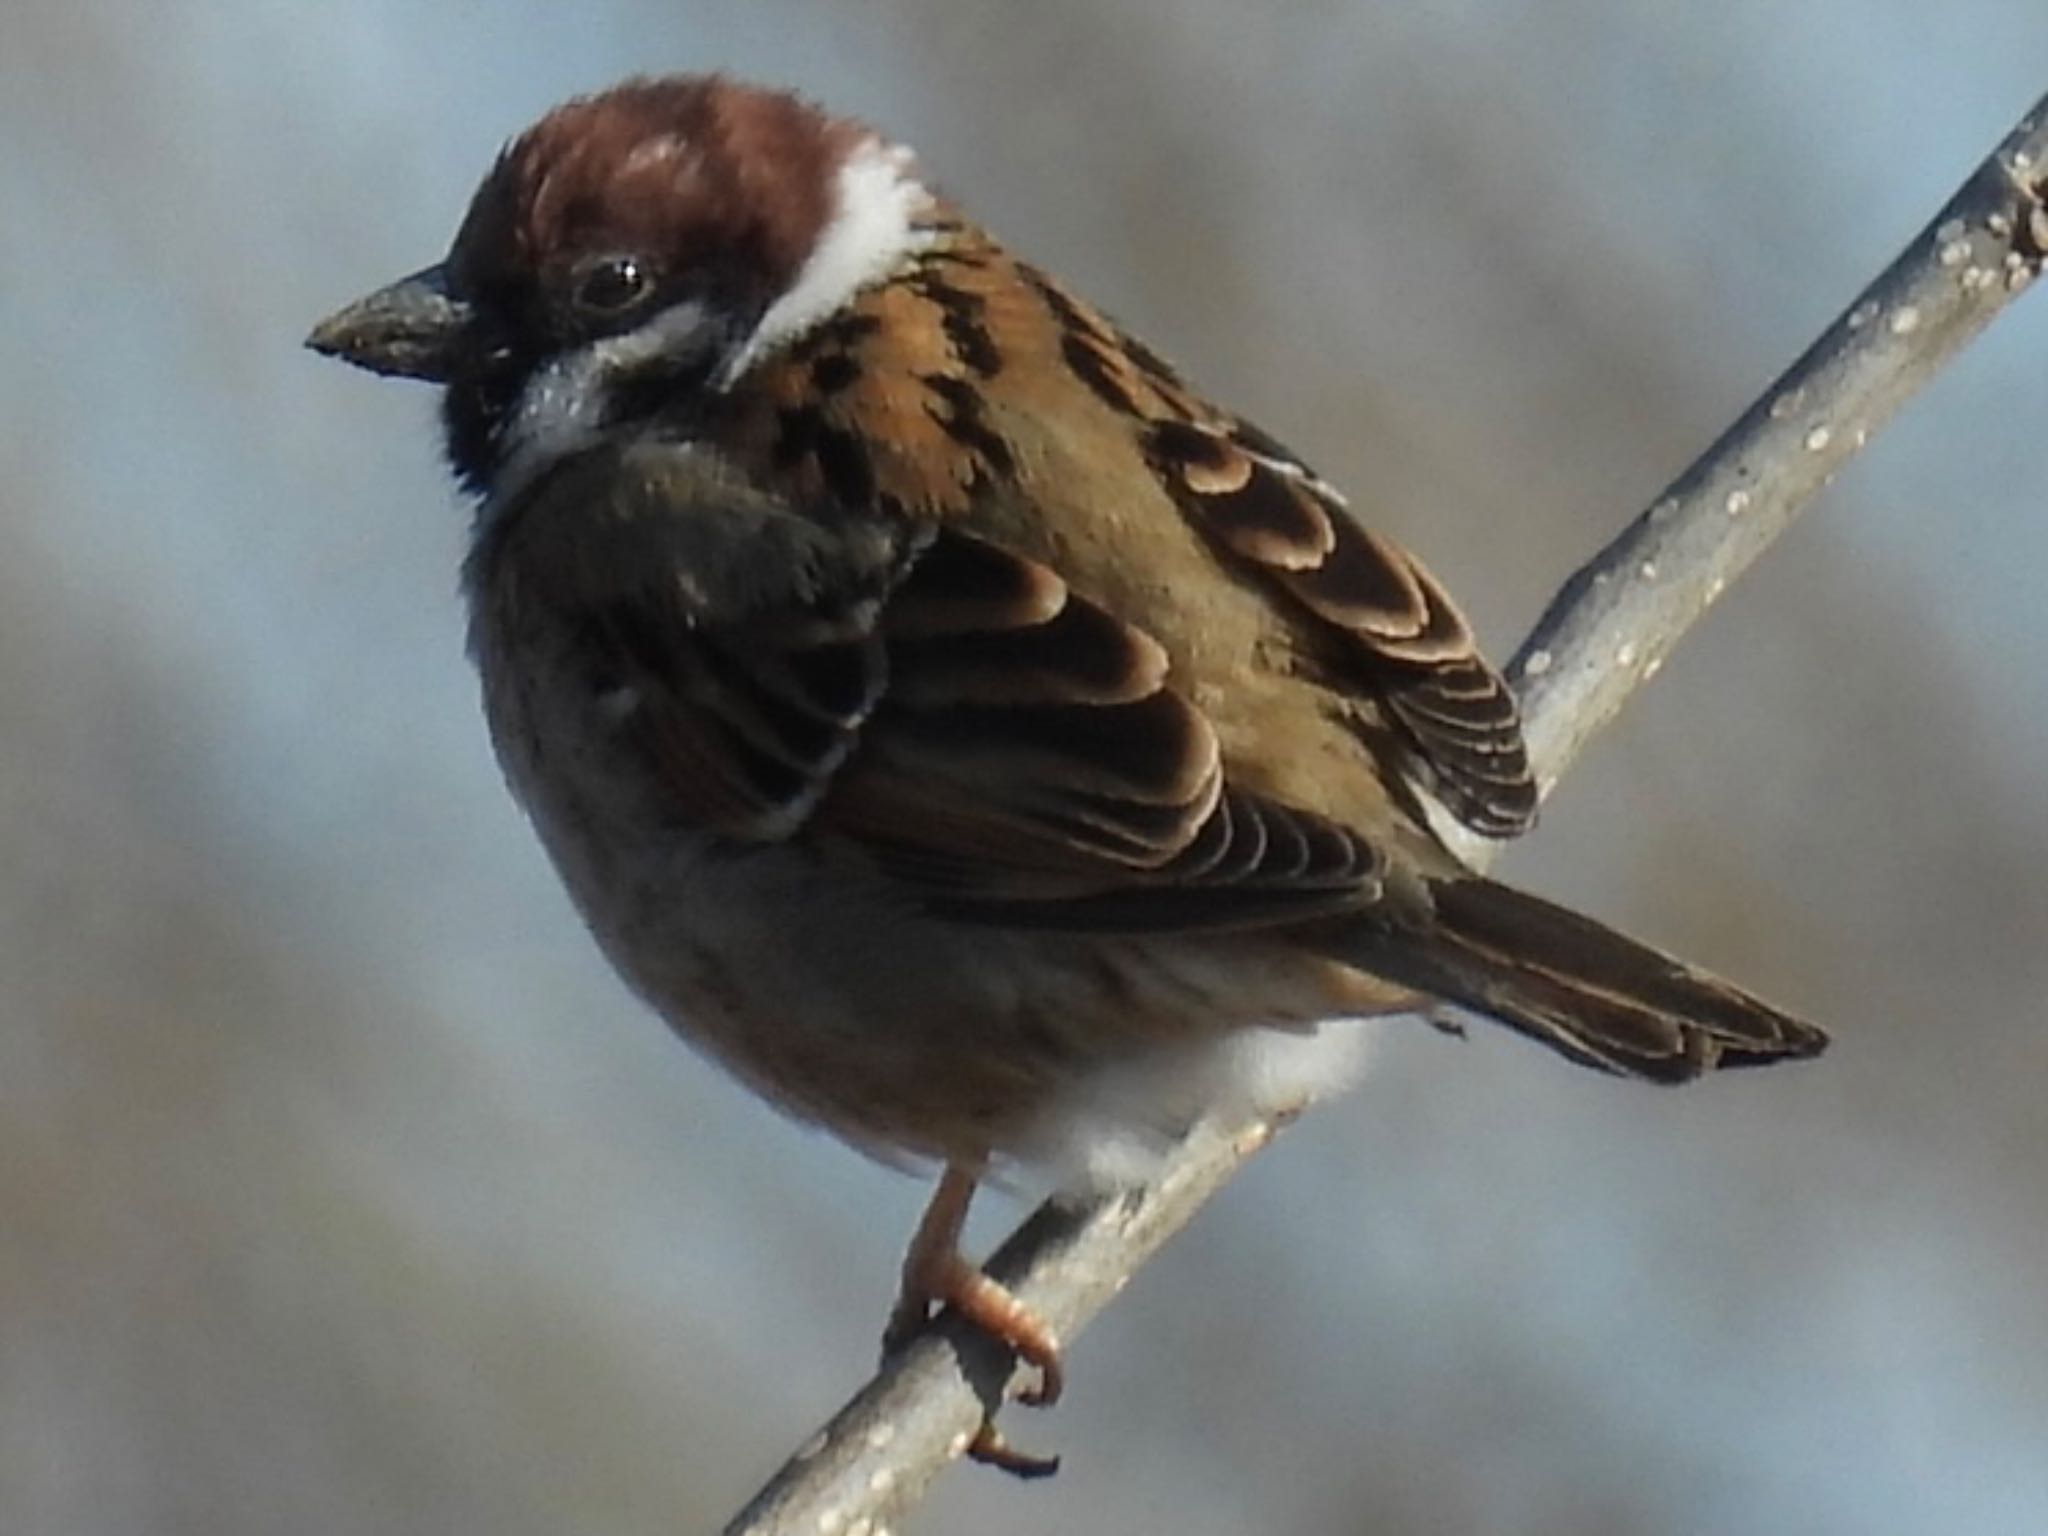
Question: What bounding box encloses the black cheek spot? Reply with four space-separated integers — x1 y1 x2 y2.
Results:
607 351 720 428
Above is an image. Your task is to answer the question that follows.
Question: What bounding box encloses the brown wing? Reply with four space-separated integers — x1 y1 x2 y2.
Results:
1138 416 1536 837
821 529 1388 929
1024 264 1537 838
721 227 1536 840
519 454 1388 930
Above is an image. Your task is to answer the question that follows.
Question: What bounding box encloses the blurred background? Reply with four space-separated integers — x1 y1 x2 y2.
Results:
5 3 2046 1532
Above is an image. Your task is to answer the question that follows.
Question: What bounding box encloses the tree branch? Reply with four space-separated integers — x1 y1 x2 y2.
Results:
724 91 2048 1536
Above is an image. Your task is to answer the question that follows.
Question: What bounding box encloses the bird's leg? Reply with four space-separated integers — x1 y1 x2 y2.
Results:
882 1161 1066 1477
884 1161 1065 1402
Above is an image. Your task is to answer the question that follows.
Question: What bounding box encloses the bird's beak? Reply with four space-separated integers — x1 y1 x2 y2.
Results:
306 263 474 383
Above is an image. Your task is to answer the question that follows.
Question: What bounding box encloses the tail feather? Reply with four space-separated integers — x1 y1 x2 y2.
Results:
1347 877 1828 1082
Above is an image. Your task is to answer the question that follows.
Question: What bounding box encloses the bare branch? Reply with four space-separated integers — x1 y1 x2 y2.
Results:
724 91 2048 1536
1498 97 2048 812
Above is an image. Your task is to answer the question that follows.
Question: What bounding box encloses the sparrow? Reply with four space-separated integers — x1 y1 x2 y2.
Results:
309 75 1826 1471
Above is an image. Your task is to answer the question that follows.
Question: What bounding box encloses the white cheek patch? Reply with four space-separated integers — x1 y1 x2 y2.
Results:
717 137 935 387
496 346 611 488
491 298 717 505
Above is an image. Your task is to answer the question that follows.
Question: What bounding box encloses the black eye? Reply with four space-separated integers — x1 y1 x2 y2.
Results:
570 254 654 316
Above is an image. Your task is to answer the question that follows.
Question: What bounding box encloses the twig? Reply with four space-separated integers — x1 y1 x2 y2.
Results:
1497 97 2048 816
724 91 2048 1536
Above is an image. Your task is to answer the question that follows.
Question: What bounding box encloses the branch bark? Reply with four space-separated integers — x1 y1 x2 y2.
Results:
725 91 2048 1536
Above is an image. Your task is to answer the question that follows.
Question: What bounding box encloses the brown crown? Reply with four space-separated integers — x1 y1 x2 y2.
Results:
447 75 871 312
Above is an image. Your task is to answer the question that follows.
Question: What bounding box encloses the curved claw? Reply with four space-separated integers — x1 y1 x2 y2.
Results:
926 1251 1063 1406
965 1420 1062 1479
885 1162 1067 1411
